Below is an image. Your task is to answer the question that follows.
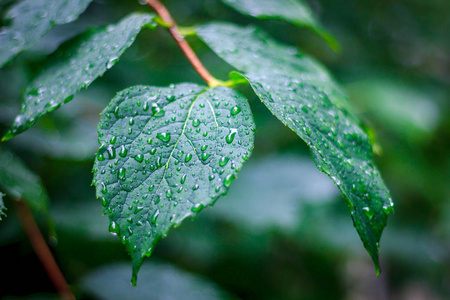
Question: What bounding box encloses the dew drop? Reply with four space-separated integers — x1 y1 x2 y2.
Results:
134 154 144 162
226 129 238 144
118 167 126 180
224 174 235 187
191 203 203 212
151 210 160 224
230 106 241 116
219 156 229 167
157 132 171 143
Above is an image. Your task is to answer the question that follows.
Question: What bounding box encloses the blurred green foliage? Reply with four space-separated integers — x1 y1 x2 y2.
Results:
0 0 449 299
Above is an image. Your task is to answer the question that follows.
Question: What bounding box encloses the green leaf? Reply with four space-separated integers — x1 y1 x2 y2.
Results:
82 262 231 300
197 22 394 275
0 192 6 220
0 0 93 66
2 13 157 141
0 148 49 213
221 0 339 50
92 84 255 284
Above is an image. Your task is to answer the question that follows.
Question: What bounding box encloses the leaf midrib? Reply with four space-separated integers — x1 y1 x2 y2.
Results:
149 89 209 205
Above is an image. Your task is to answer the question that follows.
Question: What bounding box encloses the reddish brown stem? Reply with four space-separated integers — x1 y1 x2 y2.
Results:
15 200 75 300
144 0 220 87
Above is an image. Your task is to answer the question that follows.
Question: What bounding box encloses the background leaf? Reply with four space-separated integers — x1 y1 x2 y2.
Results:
92 83 255 284
211 154 339 233
0 192 6 220
197 22 394 274
0 0 93 66
221 0 339 50
81 262 232 300
2 12 156 141
0 148 49 213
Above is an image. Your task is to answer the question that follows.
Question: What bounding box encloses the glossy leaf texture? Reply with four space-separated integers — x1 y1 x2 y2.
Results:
2 13 156 141
0 148 49 214
0 192 5 220
0 0 93 66
197 22 394 274
92 84 255 284
221 0 339 50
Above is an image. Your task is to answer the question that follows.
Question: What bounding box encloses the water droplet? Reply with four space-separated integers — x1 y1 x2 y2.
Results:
156 157 162 168
192 119 200 127
134 154 144 162
223 174 235 187
152 104 165 117
157 132 171 143
151 210 160 224
118 168 126 180
185 153 193 162
181 174 187 184
191 203 203 212
219 156 229 167
226 129 238 144
201 153 211 161
109 221 119 235
107 146 116 159
362 207 374 220
101 182 108 194
230 106 241 116
106 57 118 69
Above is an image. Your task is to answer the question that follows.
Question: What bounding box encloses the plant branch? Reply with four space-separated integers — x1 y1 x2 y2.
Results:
144 0 222 87
14 200 75 300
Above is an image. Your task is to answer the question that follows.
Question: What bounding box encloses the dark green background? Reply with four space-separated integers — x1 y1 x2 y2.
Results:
0 0 449 299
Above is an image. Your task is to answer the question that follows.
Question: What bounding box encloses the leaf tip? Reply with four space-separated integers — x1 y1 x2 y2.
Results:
131 256 144 287
375 263 381 277
1 132 12 142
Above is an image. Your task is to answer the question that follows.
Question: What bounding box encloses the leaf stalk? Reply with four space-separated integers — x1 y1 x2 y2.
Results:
144 0 221 87
14 200 75 300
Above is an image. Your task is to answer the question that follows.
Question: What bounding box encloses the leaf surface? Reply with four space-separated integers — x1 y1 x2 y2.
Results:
92 84 255 284
0 148 49 213
197 22 393 274
2 13 156 141
0 0 93 66
221 0 338 50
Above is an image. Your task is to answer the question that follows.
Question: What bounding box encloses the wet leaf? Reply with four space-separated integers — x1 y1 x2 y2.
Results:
221 0 339 50
197 22 394 275
0 148 49 214
2 13 156 141
92 83 255 284
0 0 93 66
82 262 231 300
